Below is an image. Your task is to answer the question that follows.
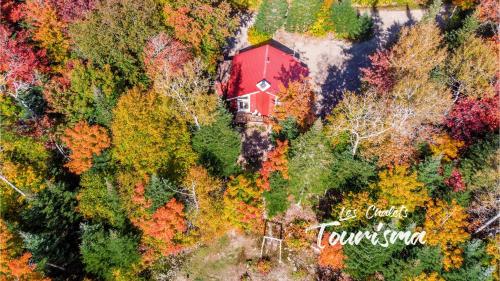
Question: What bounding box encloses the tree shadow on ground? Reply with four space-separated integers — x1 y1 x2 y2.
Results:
319 8 418 117
241 129 270 171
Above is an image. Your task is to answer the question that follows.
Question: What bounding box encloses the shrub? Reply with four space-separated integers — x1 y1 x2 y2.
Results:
248 27 272 45
253 0 288 35
331 0 373 40
285 0 323 33
263 172 290 217
309 0 335 36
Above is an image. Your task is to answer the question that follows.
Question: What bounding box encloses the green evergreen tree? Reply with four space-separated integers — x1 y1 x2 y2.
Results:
271 117 300 142
145 175 176 212
78 171 127 228
289 121 333 204
80 224 140 280
328 150 377 192
285 0 322 33
192 109 242 177
254 0 288 35
330 0 372 40
459 136 499 190
344 237 405 280
20 182 83 278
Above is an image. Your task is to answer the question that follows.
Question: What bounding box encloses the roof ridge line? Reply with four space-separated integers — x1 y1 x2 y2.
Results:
262 44 269 79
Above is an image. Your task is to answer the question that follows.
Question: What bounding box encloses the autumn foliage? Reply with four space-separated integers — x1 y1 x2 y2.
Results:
224 174 263 233
184 166 230 242
424 199 469 270
445 95 499 144
273 80 316 131
143 199 187 256
2 0 499 279
444 168 466 192
257 140 289 190
477 0 499 23
360 50 394 94
143 32 192 79
374 165 428 212
131 183 187 262
0 26 46 91
162 0 238 67
61 121 111 174
430 133 464 161
318 234 345 270
23 0 69 65
0 220 49 281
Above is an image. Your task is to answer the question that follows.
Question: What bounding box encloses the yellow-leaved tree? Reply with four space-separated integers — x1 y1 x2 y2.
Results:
223 174 263 234
448 35 497 98
373 165 429 213
184 166 230 243
411 272 445 281
429 133 464 162
424 199 469 270
112 88 195 177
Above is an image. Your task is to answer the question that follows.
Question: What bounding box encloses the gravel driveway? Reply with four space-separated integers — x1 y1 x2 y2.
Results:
275 8 428 114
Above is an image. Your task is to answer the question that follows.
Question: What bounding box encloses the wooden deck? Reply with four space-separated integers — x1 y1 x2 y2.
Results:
234 112 265 124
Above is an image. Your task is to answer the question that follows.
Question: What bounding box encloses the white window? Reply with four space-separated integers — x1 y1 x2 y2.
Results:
237 96 250 112
256 79 271 91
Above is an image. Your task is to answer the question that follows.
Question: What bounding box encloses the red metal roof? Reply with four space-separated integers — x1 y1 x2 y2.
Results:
226 42 308 100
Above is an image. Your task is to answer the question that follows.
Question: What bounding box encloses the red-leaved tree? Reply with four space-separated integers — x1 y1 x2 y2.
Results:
360 50 395 94
1 0 24 26
445 95 499 143
49 0 96 23
0 26 46 93
143 32 192 80
445 168 466 192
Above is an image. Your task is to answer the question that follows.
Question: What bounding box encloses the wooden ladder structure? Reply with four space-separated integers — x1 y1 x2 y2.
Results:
260 220 284 263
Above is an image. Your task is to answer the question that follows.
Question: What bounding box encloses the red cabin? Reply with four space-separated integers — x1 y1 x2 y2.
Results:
225 41 308 122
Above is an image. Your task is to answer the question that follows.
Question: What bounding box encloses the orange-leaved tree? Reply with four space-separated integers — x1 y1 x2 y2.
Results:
0 219 50 280
130 182 187 263
61 121 110 174
162 0 238 68
318 233 345 270
23 0 68 66
430 133 464 162
257 140 289 190
273 80 315 131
